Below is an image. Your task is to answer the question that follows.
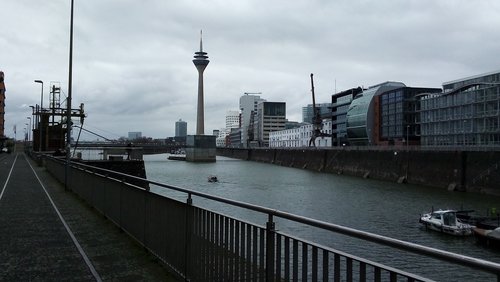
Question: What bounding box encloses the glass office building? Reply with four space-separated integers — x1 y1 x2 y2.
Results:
419 70 500 146
379 87 441 145
175 119 187 137
346 82 406 145
331 87 362 146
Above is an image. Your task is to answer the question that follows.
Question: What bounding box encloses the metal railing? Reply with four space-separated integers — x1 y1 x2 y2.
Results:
42 155 500 281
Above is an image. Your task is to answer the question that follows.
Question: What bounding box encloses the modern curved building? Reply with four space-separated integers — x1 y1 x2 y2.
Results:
346 81 406 145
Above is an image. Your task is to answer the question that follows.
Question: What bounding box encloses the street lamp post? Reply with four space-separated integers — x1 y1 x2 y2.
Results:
25 124 29 143
65 0 75 190
29 106 36 143
26 117 31 143
34 80 43 152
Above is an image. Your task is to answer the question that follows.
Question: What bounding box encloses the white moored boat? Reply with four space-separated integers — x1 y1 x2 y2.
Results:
419 209 473 236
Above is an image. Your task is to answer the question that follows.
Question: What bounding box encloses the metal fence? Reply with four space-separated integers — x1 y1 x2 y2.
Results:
42 156 500 281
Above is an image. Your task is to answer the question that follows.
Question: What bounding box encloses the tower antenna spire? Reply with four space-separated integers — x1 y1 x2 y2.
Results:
200 30 203 52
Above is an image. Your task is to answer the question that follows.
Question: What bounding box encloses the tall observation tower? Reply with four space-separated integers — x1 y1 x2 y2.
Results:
193 30 209 135
186 31 216 162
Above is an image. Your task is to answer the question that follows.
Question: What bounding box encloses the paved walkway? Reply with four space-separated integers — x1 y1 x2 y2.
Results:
0 153 176 281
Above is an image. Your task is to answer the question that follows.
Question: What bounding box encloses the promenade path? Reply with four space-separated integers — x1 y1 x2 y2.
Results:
0 153 176 281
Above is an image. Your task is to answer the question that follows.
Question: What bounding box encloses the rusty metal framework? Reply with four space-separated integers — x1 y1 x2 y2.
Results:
31 82 85 152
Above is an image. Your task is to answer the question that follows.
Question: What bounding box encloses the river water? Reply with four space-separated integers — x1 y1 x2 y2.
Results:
143 154 500 281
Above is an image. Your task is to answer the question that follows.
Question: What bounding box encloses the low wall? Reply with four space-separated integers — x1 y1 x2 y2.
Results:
217 148 500 195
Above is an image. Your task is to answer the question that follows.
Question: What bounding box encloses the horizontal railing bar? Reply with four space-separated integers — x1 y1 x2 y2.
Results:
44 154 500 278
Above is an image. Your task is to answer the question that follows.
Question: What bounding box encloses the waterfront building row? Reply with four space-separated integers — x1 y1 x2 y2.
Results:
219 70 500 149
338 70 500 148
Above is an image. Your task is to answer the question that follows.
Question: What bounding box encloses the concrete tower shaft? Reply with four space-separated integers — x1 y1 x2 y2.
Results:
193 31 209 135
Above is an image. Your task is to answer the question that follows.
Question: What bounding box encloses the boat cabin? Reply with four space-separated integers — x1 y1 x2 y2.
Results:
430 210 458 226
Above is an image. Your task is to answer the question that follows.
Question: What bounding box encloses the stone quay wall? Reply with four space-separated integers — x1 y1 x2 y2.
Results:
217 148 500 196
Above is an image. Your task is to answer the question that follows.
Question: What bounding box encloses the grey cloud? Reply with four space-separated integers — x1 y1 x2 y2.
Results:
2 0 500 139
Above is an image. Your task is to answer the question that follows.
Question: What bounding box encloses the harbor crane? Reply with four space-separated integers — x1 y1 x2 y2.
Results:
308 73 330 147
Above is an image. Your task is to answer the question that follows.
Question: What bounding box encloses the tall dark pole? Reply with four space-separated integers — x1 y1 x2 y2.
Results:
66 0 74 190
34 80 43 151
29 105 35 145
26 117 31 143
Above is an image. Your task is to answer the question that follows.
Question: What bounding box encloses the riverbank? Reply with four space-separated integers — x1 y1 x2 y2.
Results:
217 148 500 196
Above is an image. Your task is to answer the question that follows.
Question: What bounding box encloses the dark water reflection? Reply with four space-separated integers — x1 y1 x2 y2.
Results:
144 154 500 281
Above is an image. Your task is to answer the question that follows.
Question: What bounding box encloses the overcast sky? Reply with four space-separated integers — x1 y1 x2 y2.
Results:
2 0 499 140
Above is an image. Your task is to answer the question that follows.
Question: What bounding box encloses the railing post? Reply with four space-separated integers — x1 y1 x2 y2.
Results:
185 193 193 281
266 214 276 281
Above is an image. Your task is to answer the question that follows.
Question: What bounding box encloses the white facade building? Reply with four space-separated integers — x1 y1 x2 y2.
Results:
216 110 241 147
216 129 227 147
225 110 240 129
269 120 332 147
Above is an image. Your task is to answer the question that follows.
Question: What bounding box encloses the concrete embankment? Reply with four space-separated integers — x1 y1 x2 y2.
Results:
217 148 500 196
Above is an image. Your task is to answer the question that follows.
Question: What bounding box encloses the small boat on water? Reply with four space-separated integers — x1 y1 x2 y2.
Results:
473 227 500 250
208 175 218 182
419 209 473 236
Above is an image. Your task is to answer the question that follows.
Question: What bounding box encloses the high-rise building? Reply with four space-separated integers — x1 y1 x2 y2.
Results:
0 71 5 139
240 93 265 147
226 110 241 147
225 110 240 129
255 101 286 147
175 119 187 137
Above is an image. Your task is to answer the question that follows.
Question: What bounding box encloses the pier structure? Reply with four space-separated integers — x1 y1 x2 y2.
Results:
187 30 216 162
